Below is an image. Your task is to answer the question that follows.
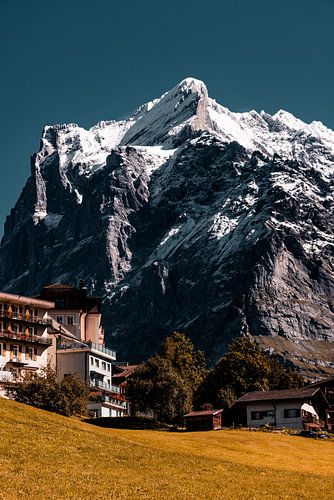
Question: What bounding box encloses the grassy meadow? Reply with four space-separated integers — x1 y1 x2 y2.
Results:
1 397 333 499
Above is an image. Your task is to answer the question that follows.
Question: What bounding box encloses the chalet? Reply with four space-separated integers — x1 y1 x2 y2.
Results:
236 387 329 430
305 377 334 431
184 409 223 431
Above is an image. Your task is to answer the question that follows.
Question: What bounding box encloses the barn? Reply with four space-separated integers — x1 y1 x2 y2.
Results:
184 409 223 431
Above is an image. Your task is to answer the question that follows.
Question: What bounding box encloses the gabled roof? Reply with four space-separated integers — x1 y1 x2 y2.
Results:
184 409 223 417
236 387 321 404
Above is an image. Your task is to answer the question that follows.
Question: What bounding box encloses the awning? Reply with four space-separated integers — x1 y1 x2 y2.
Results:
301 403 318 417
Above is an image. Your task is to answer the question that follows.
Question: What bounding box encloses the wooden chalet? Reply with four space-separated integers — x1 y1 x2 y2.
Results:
184 409 223 431
305 376 334 431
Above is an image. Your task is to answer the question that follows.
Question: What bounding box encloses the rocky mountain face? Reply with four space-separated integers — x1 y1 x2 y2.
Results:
1 78 334 376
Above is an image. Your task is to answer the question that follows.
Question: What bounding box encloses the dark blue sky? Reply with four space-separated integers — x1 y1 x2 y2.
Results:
1 0 333 234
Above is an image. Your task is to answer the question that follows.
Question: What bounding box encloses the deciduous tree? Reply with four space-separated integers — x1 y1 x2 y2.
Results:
5 365 89 417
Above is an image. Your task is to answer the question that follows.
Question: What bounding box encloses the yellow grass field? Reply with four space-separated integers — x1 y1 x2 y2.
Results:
1 397 333 499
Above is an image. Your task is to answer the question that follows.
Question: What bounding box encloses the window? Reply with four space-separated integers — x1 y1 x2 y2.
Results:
12 345 18 358
0 343 3 356
27 348 33 360
67 316 74 326
0 322 3 332
56 316 63 324
95 359 99 368
28 327 35 336
12 324 19 334
12 305 19 318
284 409 300 419
102 362 106 370
251 410 275 421
107 364 111 372
90 357 94 365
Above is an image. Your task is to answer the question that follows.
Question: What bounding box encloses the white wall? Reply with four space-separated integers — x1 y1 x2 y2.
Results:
246 400 304 429
57 351 86 380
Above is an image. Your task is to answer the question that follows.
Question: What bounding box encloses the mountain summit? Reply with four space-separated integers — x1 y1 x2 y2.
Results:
1 78 333 375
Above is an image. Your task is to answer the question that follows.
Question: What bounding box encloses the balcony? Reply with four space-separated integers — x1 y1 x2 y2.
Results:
57 341 116 360
90 378 120 393
0 330 52 346
0 311 51 326
90 342 116 360
302 415 324 428
9 356 29 365
101 395 127 408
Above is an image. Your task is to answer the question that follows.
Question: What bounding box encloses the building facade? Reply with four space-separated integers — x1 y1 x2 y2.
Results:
0 292 55 390
57 341 127 417
39 282 126 418
236 387 329 430
39 282 104 345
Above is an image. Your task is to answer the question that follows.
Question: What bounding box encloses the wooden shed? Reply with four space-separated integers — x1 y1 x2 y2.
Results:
184 409 223 431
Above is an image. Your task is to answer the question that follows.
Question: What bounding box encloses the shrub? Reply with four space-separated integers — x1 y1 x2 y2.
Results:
5 365 89 417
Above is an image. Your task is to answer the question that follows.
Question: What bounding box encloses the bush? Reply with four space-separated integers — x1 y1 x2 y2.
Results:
5 365 89 417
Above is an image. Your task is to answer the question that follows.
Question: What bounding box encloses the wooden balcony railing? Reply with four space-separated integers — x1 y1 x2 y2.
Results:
0 330 52 346
0 311 51 326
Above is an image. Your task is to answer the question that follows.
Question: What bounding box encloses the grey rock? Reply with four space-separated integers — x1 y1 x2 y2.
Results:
1 78 334 375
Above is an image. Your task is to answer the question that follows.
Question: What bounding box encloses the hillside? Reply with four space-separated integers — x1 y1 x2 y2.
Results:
0 397 333 499
0 77 333 371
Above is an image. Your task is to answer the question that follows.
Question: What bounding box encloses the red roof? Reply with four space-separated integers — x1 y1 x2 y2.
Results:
113 365 139 379
184 409 223 417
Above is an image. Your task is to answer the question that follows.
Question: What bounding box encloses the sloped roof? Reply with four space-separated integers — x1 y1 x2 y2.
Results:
236 387 321 403
112 365 139 378
305 377 334 388
184 409 223 417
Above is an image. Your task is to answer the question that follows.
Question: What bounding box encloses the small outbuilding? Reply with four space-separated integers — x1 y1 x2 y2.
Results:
184 409 223 431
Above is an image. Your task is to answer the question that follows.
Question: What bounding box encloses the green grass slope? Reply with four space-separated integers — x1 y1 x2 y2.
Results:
1 397 333 499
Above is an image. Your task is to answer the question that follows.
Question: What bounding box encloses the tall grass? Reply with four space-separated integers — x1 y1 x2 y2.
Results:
0 397 333 499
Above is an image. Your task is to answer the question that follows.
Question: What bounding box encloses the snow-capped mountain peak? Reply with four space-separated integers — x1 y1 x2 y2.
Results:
1 77 334 374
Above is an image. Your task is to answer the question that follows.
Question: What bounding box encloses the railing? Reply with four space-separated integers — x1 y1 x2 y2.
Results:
90 379 120 393
57 342 88 351
0 330 52 346
0 311 51 326
102 395 127 407
90 342 116 359
302 415 324 427
56 341 116 359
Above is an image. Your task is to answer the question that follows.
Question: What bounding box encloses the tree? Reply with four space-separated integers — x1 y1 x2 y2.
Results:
158 332 207 390
127 332 207 424
195 337 303 409
5 365 89 417
127 355 193 423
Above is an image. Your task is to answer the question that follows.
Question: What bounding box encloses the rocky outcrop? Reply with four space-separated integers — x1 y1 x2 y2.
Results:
0 78 333 375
